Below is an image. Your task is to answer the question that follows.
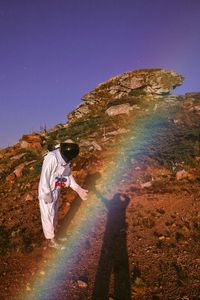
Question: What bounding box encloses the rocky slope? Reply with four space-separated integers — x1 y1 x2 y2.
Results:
0 68 200 300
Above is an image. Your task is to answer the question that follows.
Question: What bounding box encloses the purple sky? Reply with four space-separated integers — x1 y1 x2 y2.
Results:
0 0 200 148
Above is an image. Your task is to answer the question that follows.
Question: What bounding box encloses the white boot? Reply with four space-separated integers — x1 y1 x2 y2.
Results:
48 238 65 250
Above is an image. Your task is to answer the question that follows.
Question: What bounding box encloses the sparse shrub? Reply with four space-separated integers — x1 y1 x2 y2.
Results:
30 161 43 176
23 150 38 161
0 156 10 164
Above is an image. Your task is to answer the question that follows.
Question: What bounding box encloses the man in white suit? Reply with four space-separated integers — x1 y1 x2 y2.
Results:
38 142 88 248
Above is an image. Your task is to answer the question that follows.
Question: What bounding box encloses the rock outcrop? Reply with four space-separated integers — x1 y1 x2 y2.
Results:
68 68 183 122
83 68 183 100
19 133 42 150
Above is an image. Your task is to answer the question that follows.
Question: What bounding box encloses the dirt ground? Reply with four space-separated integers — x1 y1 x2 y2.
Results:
0 90 200 300
0 166 200 300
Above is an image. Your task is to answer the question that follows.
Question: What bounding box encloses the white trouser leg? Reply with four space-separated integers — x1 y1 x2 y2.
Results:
39 189 60 239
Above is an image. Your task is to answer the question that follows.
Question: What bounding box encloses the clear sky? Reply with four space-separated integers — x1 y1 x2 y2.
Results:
0 0 199 148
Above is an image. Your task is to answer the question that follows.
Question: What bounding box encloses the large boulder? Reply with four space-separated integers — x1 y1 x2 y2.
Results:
82 68 183 102
105 103 133 116
68 103 91 121
67 68 183 123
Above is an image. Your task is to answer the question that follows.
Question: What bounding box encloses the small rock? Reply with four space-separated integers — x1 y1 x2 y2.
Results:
176 169 189 180
141 181 152 188
14 163 26 177
173 119 180 124
193 105 200 111
24 193 34 201
134 277 146 287
176 169 196 181
105 103 133 116
91 141 102 151
40 271 45 276
6 173 16 182
10 153 26 161
77 280 88 288
26 284 31 291
107 128 129 136
135 166 141 170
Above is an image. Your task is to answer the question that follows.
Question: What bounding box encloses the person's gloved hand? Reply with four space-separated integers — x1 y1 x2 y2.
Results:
76 186 88 201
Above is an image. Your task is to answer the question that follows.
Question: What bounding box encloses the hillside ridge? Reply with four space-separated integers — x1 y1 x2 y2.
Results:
0 68 200 300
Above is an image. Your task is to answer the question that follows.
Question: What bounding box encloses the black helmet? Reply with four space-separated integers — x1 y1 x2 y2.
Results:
60 142 79 162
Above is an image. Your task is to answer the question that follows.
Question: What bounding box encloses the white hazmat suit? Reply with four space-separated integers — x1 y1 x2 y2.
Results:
38 148 87 240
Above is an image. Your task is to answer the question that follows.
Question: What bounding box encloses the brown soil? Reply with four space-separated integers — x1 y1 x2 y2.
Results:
0 165 200 300
0 91 200 300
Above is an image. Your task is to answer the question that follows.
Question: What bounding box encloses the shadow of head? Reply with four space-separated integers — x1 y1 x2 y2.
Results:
108 192 130 207
113 192 129 201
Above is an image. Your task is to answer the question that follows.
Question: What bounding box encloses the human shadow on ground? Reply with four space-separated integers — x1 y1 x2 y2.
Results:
57 172 101 240
57 172 100 239
58 171 131 299
91 188 131 300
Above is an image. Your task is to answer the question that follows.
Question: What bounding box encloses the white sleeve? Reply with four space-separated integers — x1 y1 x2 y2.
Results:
68 174 80 191
39 154 57 202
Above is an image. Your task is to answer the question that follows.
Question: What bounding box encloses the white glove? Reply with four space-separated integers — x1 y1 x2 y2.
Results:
69 175 88 201
76 186 88 201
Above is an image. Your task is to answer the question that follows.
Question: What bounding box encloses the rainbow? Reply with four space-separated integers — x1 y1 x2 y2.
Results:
21 106 169 300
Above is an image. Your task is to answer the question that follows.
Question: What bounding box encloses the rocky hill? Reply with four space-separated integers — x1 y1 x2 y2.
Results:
0 69 199 300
